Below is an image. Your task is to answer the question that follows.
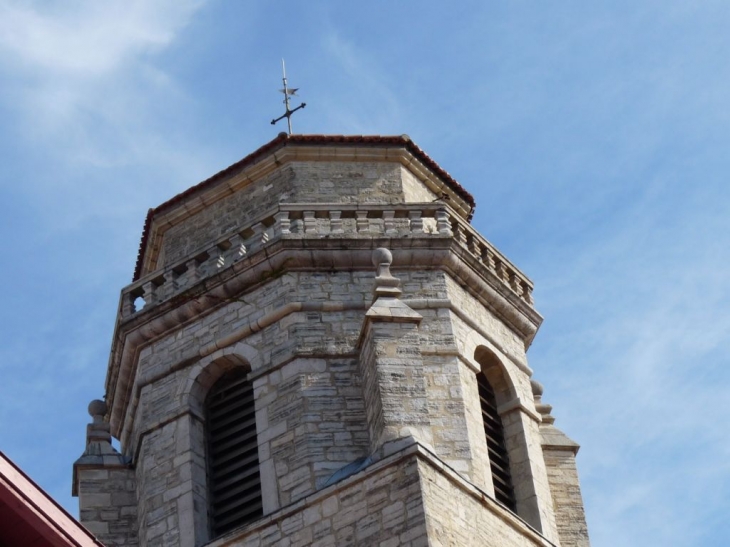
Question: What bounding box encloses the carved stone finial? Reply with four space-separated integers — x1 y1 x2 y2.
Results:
531 379 555 424
74 398 129 494
532 378 581 453
372 248 402 299
362 247 422 324
86 399 112 446
88 399 107 422
372 247 392 268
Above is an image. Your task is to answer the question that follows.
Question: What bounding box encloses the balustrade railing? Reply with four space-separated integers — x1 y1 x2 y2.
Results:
121 203 533 318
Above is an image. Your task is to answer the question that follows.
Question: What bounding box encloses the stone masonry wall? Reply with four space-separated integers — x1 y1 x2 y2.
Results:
543 449 590 547
121 264 558 546
135 416 208 547
401 169 439 203
500 408 559 541
419 349 493 487
358 318 431 453
286 161 405 205
252 357 371 508
207 446 429 547
441 280 560 541
200 440 557 547
444 275 528 364
160 161 434 267
126 270 374 545
160 165 296 266
77 467 138 546
419 457 552 547
128 267 455 457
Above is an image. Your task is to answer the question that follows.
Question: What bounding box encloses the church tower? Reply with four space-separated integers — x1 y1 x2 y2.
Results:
73 134 590 546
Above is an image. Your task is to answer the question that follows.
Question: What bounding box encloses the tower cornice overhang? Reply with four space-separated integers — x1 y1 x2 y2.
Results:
133 134 476 281
105 234 542 441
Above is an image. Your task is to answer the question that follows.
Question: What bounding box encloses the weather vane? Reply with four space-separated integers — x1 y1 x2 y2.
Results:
271 59 306 135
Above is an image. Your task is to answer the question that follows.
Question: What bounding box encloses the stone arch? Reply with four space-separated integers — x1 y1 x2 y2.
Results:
472 344 521 512
178 342 266 543
473 344 518 407
183 342 261 420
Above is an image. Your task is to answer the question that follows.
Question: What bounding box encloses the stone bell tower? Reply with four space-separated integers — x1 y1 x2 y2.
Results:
73 134 590 546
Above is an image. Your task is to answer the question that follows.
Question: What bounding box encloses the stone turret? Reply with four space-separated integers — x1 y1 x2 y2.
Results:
73 134 589 546
533 380 590 547
73 400 137 546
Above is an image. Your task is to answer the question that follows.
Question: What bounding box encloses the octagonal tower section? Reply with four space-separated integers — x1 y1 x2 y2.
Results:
73 134 589 547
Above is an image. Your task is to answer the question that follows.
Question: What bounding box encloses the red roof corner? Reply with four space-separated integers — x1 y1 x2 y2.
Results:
0 451 104 546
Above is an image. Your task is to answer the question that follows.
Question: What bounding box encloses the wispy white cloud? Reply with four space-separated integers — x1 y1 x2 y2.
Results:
532 182 730 545
0 1 201 73
0 0 215 237
0 0 207 169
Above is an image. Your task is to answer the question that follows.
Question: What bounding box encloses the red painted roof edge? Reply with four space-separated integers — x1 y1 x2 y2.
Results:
132 134 476 281
0 451 105 546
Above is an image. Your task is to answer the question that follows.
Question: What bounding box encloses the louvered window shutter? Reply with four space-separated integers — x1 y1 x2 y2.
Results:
476 371 517 512
205 369 263 537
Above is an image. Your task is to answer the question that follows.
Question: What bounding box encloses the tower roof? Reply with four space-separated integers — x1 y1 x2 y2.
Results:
132 134 476 281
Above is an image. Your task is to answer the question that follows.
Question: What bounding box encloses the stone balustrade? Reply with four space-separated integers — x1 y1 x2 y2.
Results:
120 203 533 318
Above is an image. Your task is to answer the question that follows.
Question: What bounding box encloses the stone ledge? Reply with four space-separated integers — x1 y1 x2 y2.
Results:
205 437 555 547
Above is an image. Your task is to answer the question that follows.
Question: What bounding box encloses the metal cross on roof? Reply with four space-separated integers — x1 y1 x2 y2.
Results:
271 59 306 135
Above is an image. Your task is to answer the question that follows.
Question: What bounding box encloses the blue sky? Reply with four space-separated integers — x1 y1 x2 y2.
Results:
1 1 729 545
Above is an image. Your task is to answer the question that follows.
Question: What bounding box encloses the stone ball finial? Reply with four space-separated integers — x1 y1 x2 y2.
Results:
372 247 393 267
371 248 401 299
530 379 544 397
88 399 108 418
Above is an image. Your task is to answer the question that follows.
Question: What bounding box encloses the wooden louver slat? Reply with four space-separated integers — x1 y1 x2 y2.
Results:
476 371 517 512
206 368 263 538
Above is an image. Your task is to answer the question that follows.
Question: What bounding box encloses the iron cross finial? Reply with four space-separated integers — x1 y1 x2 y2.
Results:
271 59 306 135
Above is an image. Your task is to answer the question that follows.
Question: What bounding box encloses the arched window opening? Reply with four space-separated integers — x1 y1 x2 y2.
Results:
205 368 262 537
476 370 517 512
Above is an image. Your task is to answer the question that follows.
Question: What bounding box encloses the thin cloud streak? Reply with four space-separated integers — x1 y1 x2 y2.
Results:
0 1 202 74
0 0 206 164
0 0 217 232
531 176 730 545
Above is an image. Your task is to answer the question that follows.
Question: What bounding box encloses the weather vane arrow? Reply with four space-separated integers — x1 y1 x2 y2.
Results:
271 59 306 135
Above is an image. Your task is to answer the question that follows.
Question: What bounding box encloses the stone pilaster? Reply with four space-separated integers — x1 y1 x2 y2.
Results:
73 400 138 546
358 248 431 456
500 403 560 542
